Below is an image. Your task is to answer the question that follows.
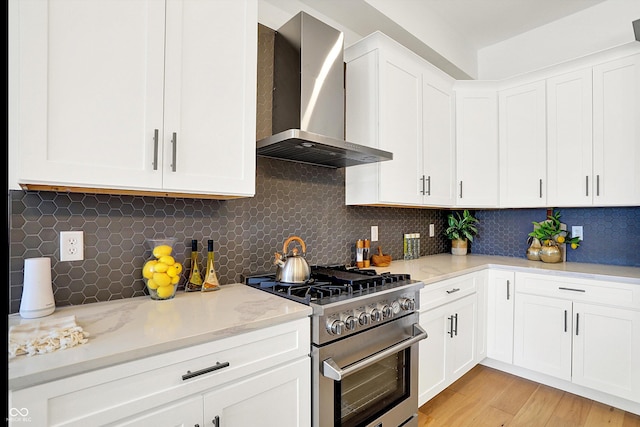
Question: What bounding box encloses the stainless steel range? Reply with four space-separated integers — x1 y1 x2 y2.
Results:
245 265 427 427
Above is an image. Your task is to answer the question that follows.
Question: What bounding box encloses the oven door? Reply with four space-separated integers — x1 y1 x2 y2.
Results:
313 314 427 427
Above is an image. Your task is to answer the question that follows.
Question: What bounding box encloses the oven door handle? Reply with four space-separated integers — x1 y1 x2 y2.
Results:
322 323 428 382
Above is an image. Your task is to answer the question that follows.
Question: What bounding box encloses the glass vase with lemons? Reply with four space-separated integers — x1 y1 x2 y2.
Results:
527 209 580 263
142 238 183 300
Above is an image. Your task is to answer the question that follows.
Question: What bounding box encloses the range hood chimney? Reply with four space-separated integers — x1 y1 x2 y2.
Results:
256 12 393 168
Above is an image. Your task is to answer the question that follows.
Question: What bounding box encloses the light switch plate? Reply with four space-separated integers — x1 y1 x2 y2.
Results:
429 224 435 237
571 226 584 241
371 226 379 242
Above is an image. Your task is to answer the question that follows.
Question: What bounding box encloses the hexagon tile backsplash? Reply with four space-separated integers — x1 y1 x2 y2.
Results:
8 157 449 313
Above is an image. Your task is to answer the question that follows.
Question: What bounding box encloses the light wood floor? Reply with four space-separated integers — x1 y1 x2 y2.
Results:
418 364 640 427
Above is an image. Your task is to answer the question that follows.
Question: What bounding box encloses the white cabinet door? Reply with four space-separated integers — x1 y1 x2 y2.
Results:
13 0 166 190
418 293 477 405
513 293 572 381
572 303 640 402
377 47 423 205
486 270 515 364
593 54 640 206
547 68 593 207
110 395 203 427
448 294 477 380
499 80 547 207
454 85 499 207
162 0 256 197
203 357 310 427
422 68 455 206
418 303 448 406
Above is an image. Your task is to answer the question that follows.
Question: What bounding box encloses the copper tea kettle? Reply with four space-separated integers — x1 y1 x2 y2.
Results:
274 236 311 283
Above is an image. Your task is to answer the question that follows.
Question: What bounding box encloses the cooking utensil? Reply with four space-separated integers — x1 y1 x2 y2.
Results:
274 236 311 283
371 246 392 267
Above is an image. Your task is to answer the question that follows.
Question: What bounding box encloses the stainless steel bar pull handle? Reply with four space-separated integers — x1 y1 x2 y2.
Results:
453 313 458 336
564 310 567 332
539 179 543 198
322 324 427 381
576 313 580 336
506 280 510 300
586 176 589 197
182 361 230 380
212 415 220 427
420 175 426 195
448 315 454 338
446 288 460 294
426 175 431 196
596 175 600 196
459 181 463 199
153 129 159 170
171 132 177 172
559 287 586 293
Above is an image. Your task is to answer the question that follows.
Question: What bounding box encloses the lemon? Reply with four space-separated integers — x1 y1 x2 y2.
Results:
556 236 565 243
142 260 157 279
174 263 183 275
153 272 172 287
153 262 169 273
156 285 175 299
152 245 173 258
571 243 578 249
171 275 181 285
146 278 159 290
166 265 179 278
158 255 175 266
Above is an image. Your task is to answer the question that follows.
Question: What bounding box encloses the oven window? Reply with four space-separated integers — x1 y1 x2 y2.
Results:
336 348 410 427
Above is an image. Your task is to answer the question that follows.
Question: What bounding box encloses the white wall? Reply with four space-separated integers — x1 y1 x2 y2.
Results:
478 0 640 80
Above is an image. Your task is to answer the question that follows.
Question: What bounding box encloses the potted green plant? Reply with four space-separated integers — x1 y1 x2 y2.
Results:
445 210 479 255
527 209 580 263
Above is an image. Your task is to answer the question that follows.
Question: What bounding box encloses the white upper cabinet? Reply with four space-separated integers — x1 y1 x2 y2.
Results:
454 82 499 207
499 80 547 207
547 68 593 206
345 32 454 207
592 54 640 206
9 0 256 198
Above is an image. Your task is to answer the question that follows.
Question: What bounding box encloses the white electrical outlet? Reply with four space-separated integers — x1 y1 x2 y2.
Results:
60 231 84 261
371 226 379 242
429 224 435 237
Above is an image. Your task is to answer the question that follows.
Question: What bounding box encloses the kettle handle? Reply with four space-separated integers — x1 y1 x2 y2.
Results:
283 236 306 255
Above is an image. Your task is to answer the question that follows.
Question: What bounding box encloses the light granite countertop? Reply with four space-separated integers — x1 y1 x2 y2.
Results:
8 284 312 390
9 254 639 391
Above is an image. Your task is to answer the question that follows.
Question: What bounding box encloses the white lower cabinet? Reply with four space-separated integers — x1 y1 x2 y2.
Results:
9 318 311 427
513 272 640 403
418 273 479 405
486 270 515 364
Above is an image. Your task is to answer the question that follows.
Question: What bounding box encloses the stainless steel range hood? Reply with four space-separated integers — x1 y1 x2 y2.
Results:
256 12 392 168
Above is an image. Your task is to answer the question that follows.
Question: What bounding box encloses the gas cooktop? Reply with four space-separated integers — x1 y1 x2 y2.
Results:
244 265 418 307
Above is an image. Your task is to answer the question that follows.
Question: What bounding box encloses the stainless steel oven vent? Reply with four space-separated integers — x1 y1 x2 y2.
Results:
256 12 393 168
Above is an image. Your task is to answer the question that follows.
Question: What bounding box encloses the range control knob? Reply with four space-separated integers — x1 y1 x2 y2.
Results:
343 315 358 331
369 308 382 322
398 298 416 311
356 310 370 326
327 319 345 335
378 304 392 319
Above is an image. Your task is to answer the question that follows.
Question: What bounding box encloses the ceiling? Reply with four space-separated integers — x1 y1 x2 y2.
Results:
265 0 618 79
386 0 609 50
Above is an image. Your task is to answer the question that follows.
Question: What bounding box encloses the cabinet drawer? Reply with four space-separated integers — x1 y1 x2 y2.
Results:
10 318 310 427
515 272 640 309
420 273 477 311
